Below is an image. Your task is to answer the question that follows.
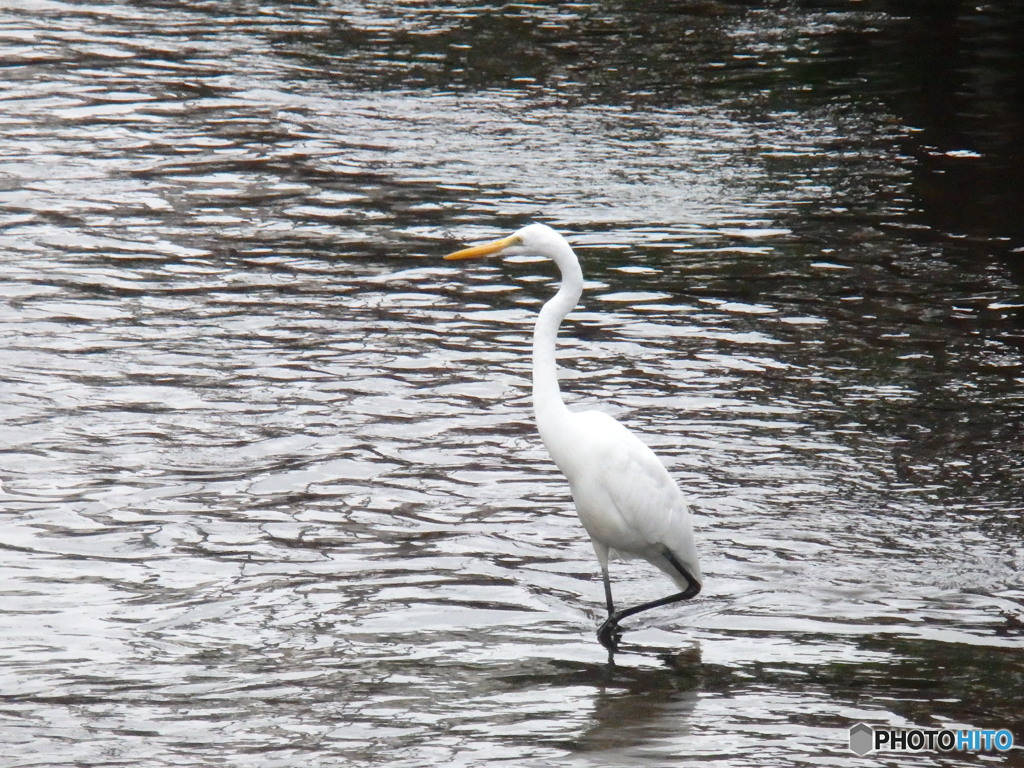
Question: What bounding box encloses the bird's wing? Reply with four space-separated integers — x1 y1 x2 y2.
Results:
567 410 688 551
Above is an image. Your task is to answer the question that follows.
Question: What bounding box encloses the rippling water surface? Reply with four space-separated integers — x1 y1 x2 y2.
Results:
1 2 1022 766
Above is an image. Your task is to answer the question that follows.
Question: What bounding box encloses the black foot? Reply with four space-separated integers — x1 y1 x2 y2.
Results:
597 616 622 651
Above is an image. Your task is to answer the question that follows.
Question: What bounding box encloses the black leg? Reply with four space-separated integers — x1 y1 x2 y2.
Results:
597 567 620 650
596 548 701 651
602 567 615 616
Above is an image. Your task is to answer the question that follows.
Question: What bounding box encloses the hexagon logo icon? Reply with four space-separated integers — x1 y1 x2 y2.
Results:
849 722 874 755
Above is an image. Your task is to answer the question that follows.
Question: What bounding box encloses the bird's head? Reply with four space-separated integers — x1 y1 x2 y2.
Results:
444 223 568 263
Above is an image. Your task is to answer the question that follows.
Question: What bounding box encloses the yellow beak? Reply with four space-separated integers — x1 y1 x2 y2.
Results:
444 234 518 261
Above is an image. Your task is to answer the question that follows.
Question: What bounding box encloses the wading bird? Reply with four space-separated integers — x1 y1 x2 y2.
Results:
445 224 701 650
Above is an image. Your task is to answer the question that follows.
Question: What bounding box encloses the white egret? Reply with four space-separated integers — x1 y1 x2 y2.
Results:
445 223 701 650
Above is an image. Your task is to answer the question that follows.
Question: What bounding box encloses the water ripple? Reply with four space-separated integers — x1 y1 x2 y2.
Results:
0 1 1022 766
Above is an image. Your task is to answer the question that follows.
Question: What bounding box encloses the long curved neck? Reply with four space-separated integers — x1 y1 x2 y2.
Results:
532 243 583 430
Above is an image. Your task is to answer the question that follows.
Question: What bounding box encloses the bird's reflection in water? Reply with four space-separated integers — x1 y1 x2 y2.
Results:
571 642 704 759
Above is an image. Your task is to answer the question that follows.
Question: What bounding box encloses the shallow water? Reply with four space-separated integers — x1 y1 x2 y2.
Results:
1 2 1022 766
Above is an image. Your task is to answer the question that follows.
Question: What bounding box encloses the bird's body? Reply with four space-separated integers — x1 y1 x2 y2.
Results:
446 223 700 649
544 408 700 592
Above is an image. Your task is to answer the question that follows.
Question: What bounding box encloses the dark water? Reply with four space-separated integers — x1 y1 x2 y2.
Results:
1 2 1022 766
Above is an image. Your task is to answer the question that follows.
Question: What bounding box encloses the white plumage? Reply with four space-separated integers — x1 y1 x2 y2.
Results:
446 223 701 649
553 410 700 590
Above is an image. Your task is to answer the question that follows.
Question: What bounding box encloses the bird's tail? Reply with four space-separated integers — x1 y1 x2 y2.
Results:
657 512 701 592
